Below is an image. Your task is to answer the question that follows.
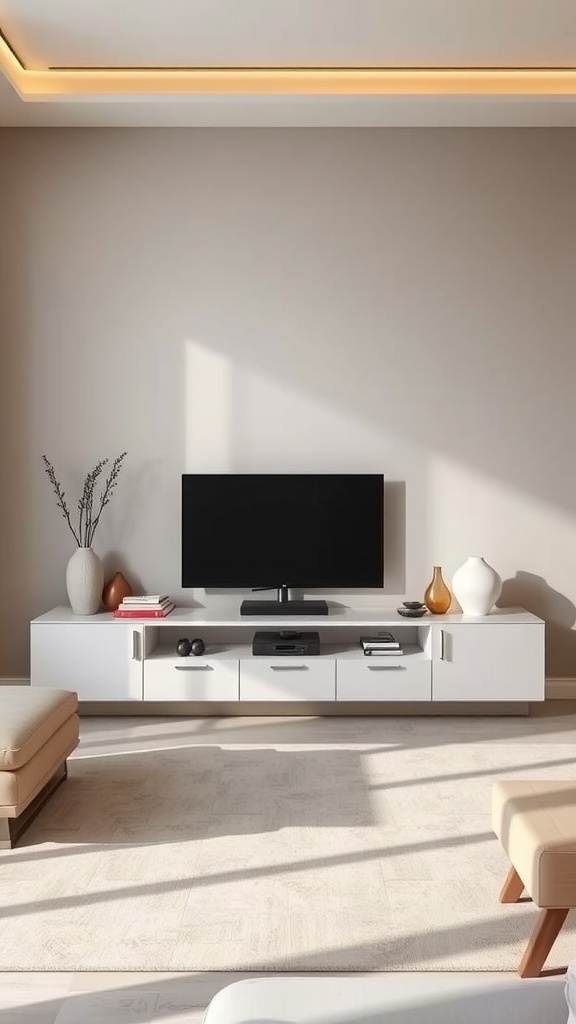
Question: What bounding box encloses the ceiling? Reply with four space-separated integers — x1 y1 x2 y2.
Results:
0 0 575 126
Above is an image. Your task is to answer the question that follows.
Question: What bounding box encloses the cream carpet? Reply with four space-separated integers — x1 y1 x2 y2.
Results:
2 714 576 971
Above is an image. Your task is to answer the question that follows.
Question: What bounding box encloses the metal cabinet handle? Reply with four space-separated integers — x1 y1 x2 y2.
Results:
270 665 308 671
175 664 213 672
367 664 405 671
132 631 140 661
439 629 445 660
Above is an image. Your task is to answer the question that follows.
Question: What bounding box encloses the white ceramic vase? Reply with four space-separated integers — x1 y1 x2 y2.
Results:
66 546 104 615
452 556 502 616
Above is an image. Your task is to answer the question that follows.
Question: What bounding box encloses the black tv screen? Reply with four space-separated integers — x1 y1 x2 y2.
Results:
181 474 384 588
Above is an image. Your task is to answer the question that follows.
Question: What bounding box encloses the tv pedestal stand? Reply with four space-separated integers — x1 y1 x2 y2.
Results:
240 585 329 616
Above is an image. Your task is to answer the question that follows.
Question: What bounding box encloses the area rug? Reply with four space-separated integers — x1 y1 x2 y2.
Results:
1 716 576 971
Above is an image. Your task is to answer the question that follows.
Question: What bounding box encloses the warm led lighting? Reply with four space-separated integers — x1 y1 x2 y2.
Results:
12 67 576 101
0 29 26 96
1 29 576 101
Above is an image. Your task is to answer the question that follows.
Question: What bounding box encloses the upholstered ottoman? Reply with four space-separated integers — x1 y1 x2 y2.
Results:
0 687 79 849
493 780 576 978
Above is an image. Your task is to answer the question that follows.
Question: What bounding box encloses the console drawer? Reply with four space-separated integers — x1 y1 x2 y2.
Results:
337 658 431 701
144 658 239 700
240 659 336 701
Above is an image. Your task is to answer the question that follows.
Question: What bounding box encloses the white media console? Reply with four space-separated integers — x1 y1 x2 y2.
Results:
30 605 545 707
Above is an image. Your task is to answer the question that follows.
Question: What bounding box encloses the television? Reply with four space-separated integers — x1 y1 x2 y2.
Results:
181 474 384 614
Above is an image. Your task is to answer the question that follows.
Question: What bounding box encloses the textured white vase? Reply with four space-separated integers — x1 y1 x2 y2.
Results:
452 556 502 616
66 547 104 615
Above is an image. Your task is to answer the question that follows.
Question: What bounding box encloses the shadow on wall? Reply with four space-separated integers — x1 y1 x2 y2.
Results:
499 571 576 676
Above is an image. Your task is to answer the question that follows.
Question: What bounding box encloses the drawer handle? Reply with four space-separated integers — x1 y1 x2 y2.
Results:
367 664 405 671
270 665 309 671
175 664 213 672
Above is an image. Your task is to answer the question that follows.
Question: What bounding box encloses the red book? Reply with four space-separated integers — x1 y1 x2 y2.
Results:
114 603 175 618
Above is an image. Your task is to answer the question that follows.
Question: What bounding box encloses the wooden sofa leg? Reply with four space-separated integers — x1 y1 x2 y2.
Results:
0 761 68 851
518 908 569 978
500 865 525 903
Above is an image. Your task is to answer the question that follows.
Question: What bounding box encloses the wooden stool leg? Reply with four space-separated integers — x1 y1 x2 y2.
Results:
500 865 525 903
518 908 569 978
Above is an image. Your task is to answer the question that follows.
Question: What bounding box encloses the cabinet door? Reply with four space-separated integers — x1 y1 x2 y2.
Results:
31 623 143 700
432 624 544 701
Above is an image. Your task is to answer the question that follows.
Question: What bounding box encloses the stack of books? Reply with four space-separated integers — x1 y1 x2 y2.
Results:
360 632 403 656
114 595 175 618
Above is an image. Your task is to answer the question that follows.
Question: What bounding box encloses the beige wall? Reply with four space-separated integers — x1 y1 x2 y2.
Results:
1 127 575 677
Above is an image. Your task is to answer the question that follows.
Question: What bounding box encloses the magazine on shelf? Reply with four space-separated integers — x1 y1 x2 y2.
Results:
361 640 401 651
363 647 404 656
362 640 401 649
119 597 172 610
360 633 400 646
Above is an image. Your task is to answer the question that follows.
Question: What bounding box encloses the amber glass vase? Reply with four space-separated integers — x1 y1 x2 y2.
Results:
424 566 452 614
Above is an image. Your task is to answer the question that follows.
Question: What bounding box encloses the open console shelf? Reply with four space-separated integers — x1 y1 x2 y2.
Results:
30 606 545 708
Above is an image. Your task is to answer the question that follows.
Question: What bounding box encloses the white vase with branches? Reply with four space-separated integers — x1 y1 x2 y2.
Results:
43 453 127 615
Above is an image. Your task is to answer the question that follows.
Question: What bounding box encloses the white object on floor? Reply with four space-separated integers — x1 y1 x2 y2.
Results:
203 975 569 1024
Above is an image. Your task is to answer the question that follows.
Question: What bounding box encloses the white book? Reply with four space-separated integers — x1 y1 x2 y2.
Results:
119 602 170 611
363 648 404 656
122 595 169 604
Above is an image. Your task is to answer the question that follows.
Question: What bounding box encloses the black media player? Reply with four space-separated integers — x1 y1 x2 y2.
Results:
252 631 321 656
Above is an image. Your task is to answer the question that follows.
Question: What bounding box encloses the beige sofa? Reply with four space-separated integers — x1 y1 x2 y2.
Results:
0 687 79 849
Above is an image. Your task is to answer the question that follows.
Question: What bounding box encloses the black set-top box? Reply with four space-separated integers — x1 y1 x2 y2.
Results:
252 631 321 656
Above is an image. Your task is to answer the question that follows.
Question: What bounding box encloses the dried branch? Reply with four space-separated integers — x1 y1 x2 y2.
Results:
42 455 81 546
42 453 127 548
80 459 108 547
87 452 127 546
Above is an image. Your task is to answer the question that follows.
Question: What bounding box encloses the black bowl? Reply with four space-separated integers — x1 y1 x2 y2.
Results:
403 601 425 610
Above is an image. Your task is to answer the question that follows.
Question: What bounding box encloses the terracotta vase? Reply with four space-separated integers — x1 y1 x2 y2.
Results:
102 571 133 612
424 566 452 614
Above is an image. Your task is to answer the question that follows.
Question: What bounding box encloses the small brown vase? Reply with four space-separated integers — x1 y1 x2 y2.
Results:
102 571 133 612
424 566 452 614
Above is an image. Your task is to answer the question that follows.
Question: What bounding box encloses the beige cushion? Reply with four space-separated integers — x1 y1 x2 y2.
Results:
0 687 78 770
493 780 576 908
0 715 79 814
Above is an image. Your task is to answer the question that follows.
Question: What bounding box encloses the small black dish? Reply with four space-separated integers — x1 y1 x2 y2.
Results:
403 601 425 610
397 606 428 618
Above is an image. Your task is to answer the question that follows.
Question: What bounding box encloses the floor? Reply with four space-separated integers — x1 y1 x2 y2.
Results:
2 701 575 1023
